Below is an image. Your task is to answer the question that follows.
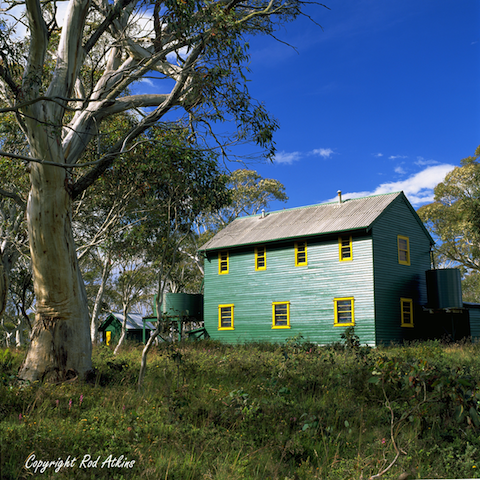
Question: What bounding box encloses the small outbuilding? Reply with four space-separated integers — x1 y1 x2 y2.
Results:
99 312 156 345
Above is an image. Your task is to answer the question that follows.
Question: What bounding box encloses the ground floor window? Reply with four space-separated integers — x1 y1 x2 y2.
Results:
272 302 290 328
334 297 355 326
401 298 414 327
218 304 234 330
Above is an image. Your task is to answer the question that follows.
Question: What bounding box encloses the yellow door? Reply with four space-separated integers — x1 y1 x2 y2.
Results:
106 331 111 346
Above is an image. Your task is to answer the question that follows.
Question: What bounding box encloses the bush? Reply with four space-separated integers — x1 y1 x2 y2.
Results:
1 340 480 479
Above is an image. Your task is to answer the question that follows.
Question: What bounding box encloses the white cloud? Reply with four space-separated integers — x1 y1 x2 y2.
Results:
394 166 406 174
327 164 456 207
138 78 155 88
415 156 438 166
310 148 334 159
374 153 383 157
275 147 334 164
389 155 408 160
167 46 190 65
274 151 302 164
2 1 70 39
3 3 154 41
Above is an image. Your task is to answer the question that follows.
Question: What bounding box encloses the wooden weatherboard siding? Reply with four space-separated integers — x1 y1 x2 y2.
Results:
203 233 376 345
371 195 433 345
201 191 435 346
468 306 480 340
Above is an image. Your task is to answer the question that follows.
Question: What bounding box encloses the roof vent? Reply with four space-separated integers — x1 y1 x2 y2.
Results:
260 209 266 219
337 190 342 204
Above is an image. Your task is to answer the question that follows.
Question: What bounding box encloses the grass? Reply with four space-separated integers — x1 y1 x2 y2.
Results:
0 336 480 479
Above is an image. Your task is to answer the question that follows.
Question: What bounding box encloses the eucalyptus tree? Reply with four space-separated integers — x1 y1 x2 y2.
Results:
203 169 289 231
111 260 154 355
0 121 30 319
6 258 34 346
0 0 325 382
183 168 289 282
418 146 480 301
418 146 480 272
136 130 229 389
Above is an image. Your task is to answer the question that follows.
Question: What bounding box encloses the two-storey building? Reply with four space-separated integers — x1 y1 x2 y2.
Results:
199 191 434 346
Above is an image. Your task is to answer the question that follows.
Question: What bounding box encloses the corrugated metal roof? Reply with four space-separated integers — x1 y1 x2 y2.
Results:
200 192 408 251
109 312 156 330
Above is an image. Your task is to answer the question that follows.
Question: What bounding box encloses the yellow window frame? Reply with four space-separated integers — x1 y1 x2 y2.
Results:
255 246 267 271
218 304 234 330
218 250 229 274
401 298 414 328
339 236 353 261
272 302 290 329
334 297 355 326
295 241 308 266
398 235 410 265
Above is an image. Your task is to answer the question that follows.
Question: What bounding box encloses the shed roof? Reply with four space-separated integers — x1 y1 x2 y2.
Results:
99 312 156 331
200 191 433 251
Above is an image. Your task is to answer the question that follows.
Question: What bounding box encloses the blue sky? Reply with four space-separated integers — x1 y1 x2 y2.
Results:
236 0 480 211
5 1 477 212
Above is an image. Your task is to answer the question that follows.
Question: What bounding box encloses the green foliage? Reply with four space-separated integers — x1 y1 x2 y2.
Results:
339 326 361 350
1 341 480 479
202 169 289 232
418 145 480 276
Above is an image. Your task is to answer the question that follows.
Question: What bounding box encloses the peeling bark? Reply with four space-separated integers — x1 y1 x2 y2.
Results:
0 250 6 318
18 162 92 382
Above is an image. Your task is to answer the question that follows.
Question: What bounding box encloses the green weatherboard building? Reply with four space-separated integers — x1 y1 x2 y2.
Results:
199 191 435 346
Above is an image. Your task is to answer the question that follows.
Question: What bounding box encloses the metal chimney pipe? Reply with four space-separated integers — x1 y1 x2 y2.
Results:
337 190 342 204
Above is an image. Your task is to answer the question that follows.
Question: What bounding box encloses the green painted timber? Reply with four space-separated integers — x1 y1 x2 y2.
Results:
370 195 433 345
203 194 436 346
468 307 480 340
204 233 376 345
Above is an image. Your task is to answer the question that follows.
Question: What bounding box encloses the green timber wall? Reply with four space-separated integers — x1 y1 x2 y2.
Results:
371 196 432 345
204 233 376 345
468 307 480 340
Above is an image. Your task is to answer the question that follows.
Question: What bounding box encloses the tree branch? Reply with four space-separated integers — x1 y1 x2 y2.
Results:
22 0 48 104
0 187 26 209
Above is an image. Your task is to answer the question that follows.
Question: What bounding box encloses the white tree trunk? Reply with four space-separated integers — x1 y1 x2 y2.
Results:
114 302 130 355
18 163 92 382
0 250 6 318
90 253 111 344
15 318 24 347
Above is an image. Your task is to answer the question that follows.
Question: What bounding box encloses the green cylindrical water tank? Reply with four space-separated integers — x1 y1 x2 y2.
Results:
161 293 203 319
426 268 463 309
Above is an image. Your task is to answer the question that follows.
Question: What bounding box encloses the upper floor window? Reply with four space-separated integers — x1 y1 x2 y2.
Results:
295 241 308 266
339 236 352 261
334 297 355 326
272 302 290 329
401 298 413 327
218 250 229 274
255 246 266 271
397 235 410 265
218 304 234 330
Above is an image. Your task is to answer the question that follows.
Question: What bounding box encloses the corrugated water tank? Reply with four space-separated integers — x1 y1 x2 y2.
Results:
161 293 203 319
426 268 463 309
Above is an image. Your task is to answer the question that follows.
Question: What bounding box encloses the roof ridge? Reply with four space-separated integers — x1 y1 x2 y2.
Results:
244 191 403 218
198 191 417 251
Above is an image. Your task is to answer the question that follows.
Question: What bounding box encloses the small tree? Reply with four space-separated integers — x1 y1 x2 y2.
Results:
136 136 229 389
202 169 289 232
112 260 154 355
418 146 480 272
